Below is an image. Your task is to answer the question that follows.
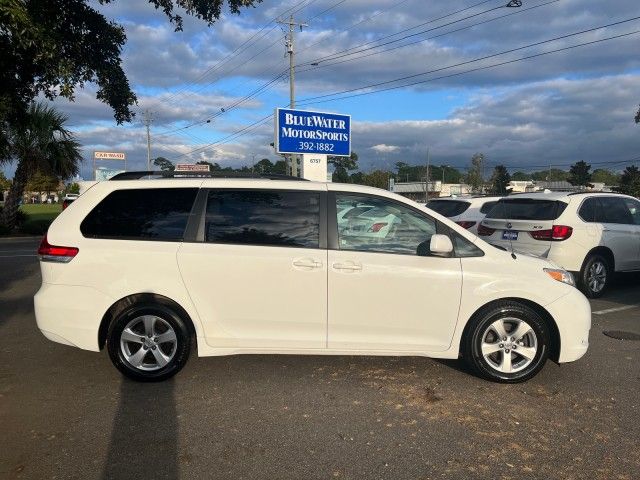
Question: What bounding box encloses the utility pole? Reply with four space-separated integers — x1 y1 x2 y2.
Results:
277 15 307 177
424 147 430 202
143 110 153 171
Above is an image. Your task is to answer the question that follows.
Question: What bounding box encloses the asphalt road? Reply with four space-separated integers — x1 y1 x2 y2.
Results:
1 236 639 480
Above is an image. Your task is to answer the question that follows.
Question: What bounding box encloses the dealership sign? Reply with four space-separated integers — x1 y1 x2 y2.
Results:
275 108 351 156
175 163 210 172
94 151 126 160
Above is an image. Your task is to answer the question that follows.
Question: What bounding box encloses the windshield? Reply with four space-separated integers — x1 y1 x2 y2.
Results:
486 198 567 221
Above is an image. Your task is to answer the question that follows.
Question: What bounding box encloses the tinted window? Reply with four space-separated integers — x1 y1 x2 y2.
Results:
599 197 633 224
81 188 197 240
486 199 567 221
479 201 498 215
205 190 320 248
622 198 640 225
336 193 437 255
578 197 597 222
427 200 470 217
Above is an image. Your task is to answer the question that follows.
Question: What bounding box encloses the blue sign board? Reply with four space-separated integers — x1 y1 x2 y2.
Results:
275 108 351 156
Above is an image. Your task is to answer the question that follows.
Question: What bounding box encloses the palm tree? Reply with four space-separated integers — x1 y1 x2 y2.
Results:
1 102 82 230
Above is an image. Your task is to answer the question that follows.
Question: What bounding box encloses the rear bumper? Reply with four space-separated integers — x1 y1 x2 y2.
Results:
34 283 114 352
545 288 591 363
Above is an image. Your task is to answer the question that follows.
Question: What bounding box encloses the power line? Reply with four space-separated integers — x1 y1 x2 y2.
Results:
294 18 640 105
298 0 502 67
297 0 559 72
176 26 639 160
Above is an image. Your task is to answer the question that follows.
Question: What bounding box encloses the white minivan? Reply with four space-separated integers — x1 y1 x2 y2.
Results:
34 173 590 383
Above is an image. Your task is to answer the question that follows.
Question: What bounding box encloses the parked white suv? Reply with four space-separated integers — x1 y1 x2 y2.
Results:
478 192 640 298
427 196 501 234
34 173 590 383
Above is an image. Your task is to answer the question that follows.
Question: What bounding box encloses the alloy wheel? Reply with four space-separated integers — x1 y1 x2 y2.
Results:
480 317 538 374
587 261 607 294
119 315 178 371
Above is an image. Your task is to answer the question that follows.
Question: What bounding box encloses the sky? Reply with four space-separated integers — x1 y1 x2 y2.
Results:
6 0 640 179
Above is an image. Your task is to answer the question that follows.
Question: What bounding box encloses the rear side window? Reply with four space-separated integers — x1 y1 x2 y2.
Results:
427 200 470 217
81 188 197 240
578 197 598 222
486 199 567 221
479 201 498 215
205 190 320 248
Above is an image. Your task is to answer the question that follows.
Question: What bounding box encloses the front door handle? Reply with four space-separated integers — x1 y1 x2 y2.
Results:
332 261 362 272
293 258 322 269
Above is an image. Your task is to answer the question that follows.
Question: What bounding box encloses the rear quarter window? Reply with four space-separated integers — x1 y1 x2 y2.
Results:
426 200 471 217
80 188 198 240
479 201 498 215
486 199 567 221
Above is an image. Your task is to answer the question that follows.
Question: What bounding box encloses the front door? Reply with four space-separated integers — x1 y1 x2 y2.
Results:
327 191 463 351
177 187 327 349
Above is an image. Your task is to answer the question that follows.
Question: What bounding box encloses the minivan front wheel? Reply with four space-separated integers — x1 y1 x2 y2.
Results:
463 301 549 383
107 303 191 382
579 254 610 298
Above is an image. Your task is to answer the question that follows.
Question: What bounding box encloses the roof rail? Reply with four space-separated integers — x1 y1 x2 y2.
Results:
109 171 309 181
566 190 615 196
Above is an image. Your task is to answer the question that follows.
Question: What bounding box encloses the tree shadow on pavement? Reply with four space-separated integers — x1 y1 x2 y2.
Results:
102 379 178 480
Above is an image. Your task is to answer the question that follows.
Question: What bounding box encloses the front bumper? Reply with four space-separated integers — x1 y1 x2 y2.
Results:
34 283 114 352
545 288 591 363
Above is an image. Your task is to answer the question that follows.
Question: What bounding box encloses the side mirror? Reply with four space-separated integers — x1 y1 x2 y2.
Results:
430 234 454 256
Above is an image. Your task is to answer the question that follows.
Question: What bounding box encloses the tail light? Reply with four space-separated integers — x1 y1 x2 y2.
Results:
62 200 69 210
530 225 573 241
477 224 495 236
456 220 476 229
38 235 79 263
368 222 388 233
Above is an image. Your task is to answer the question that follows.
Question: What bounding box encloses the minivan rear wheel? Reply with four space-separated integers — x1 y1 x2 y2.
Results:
463 301 550 383
107 303 191 382
579 254 610 298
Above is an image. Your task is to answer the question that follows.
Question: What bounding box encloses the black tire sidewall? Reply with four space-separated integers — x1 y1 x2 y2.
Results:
107 303 191 382
464 303 549 383
579 254 610 299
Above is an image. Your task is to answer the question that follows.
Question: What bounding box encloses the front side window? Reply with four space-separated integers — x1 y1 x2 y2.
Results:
622 198 640 225
336 193 437 255
205 190 320 248
81 188 198 240
599 197 633 225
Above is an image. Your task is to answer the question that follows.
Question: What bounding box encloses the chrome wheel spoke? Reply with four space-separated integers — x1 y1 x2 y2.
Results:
143 316 156 337
511 321 532 342
481 342 502 356
128 347 148 367
490 319 508 339
500 351 513 373
156 330 177 344
121 328 143 344
515 346 536 360
150 347 170 368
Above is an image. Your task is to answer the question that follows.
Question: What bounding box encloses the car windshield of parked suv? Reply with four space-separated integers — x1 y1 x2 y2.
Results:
485 198 568 221
426 200 471 217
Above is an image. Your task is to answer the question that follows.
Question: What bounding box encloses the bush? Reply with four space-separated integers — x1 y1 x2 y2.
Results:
20 219 52 235
0 224 10 236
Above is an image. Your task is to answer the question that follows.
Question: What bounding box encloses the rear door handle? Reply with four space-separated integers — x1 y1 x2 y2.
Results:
332 261 362 272
293 258 323 269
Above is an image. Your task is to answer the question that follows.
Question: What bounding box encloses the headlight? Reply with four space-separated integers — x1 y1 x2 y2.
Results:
544 268 575 287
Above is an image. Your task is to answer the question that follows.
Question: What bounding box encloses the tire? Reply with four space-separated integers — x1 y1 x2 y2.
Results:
462 301 550 383
107 303 191 382
578 254 611 299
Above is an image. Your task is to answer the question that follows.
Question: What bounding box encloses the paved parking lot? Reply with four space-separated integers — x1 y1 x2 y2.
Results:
1 236 639 480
